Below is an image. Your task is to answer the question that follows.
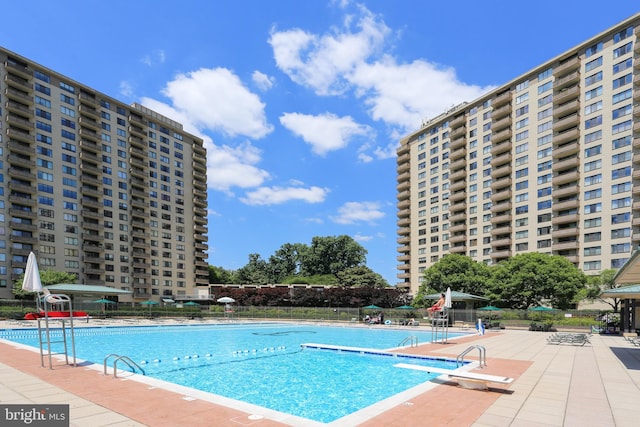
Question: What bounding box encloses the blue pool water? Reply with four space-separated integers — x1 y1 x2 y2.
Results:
1 323 466 423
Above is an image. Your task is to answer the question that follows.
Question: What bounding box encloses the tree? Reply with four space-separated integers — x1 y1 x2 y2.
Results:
300 235 367 276
487 253 586 309
335 266 389 288
416 254 491 303
209 265 235 284
584 269 621 312
13 269 78 298
268 243 306 282
235 253 270 285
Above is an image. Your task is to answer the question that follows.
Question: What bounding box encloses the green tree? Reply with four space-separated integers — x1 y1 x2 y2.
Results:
235 253 270 285
583 269 621 312
268 243 306 282
300 235 367 276
416 254 491 303
335 266 389 288
13 269 78 298
208 265 234 284
488 253 586 309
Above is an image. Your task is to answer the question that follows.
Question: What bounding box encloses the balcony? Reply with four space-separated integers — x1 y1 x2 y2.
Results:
450 157 466 170
553 70 580 90
553 85 580 104
450 146 467 160
79 139 100 153
449 180 466 192
490 225 511 236
553 55 580 76
396 161 410 174
449 168 467 181
490 176 511 191
552 213 578 225
449 114 466 128
491 236 512 246
554 113 579 133
553 170 579 186
554 184 579 198
552 198 579 211
553 99 579 118
552 156 579 173
492 116 512 132
553 227 579 239
450 245 467 254
449 234 467 244
492 91 512 108
553 128 580 145
6 128 32 144
492 127 512 144
5 87 32 104
490 152 511 168
552 240 579 251
490 202 512 214
553 140 579 158
490 249 512 259
491 104 510 120
490 189 512 202
449 190 466 202
491 141 511 156
4 60 32 79
450 126 466 139
450 135 466 150
449 223 467 233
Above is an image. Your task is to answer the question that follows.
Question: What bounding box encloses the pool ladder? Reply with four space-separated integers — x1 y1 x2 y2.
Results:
456 345 486 368
104 353 146 378
399 335 419 347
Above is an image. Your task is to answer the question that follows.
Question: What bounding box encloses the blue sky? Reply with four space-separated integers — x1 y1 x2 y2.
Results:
1 1 638 284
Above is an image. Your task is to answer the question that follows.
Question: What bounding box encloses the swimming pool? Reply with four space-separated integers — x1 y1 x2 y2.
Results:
1 323 467 424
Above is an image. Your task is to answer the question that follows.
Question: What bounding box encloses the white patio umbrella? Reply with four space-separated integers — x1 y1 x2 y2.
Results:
22 252 43 311
444 287 452 309
217 297 235 304
22 252 43 293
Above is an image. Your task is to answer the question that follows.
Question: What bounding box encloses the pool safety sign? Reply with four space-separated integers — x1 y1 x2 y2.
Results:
1 404 69 426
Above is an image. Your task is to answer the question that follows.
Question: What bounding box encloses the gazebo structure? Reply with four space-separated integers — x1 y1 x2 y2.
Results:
602 250 640 333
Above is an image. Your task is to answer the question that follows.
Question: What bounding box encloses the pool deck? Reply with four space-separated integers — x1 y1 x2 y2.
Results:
1 319 640 426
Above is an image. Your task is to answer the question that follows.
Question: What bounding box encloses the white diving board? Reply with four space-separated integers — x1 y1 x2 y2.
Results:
394 363 514 390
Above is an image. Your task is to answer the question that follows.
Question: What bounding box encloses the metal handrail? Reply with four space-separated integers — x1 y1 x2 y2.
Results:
398 335 418 347
456 345 486 368
104 353 145 378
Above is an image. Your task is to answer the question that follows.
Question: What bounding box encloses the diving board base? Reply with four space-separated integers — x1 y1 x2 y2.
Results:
394 362 514 390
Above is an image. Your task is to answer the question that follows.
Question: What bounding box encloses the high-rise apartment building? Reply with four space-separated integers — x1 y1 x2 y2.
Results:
397 14 640 295
0 47 209 301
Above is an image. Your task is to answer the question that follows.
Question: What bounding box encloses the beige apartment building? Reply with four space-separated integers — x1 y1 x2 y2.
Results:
0 47 209 301
397 14 640 296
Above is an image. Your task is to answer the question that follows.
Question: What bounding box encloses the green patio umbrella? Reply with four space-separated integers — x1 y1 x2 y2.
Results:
477 305 501 311
395 305 415 310
363 304 381 309
93 298 115 304
140 300 159 315
529 306 554 311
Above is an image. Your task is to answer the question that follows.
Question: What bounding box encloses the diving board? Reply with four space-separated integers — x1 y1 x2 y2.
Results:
394 363 513 390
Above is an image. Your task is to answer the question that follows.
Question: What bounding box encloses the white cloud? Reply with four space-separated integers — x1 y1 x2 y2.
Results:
119 80 134 98
138 97 270 192
269 5 389 96
140 49 166 66
353 232 373 242
331 201 385 224
350 57 491 131
270 2 493 138
240 185 329 206
279 112 371 156
161 67 273 139
252 70 275 91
